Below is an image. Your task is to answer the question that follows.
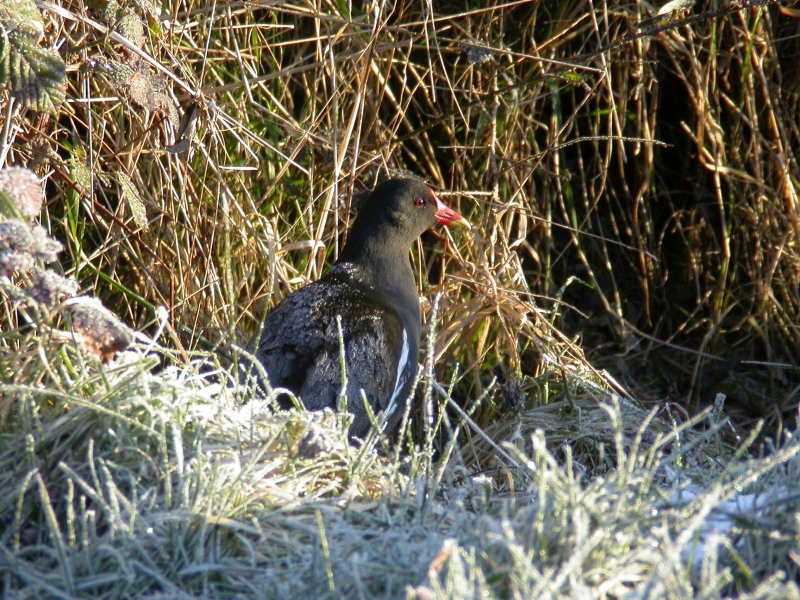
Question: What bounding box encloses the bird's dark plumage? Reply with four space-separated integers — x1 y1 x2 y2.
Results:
244 178 466 439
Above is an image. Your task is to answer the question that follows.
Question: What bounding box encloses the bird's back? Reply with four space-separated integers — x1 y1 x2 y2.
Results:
247 264 416 437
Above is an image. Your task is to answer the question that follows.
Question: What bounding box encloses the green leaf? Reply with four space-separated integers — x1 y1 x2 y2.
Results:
118 11 145 48
69 156 94 194
115 171 147 230
0 4 66 115
0 0 45 38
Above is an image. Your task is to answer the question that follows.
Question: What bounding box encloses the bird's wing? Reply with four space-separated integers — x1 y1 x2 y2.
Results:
248 280 330 394
321 297 409 437
250 274 409 434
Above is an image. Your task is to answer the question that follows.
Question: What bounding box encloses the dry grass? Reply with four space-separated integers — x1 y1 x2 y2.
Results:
4 0 795 433
1 0 800 597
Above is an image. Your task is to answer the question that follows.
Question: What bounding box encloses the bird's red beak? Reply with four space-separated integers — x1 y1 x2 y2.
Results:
432 190 470 229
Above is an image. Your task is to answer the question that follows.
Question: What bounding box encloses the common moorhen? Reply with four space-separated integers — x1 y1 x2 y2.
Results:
245 178 467 439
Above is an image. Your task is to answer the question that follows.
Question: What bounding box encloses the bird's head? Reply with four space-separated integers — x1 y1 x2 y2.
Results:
356 178 469 245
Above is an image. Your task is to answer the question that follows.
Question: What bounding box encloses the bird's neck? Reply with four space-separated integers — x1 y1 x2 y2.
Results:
337 234 417 303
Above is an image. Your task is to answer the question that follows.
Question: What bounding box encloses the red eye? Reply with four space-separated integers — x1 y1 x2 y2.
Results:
414 197 426 208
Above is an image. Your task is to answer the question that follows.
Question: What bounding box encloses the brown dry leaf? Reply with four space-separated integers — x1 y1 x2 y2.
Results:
0 219 62 277
66 297 135 362
125 68 154 110
24 267 77 307
0 218 35 254
153 90 180 128
84 58 179 126
0 167 42 217
0 252 34 276
30 226 63 262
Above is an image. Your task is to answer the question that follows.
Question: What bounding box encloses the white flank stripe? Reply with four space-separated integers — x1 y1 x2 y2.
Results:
384 328 409 419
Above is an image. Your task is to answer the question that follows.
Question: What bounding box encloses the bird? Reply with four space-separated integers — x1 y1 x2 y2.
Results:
243 178 468 440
